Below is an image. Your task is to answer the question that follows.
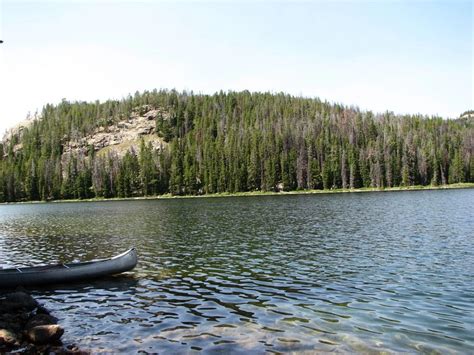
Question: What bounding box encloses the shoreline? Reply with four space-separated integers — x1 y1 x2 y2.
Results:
1 183 473 205
0 290 82 353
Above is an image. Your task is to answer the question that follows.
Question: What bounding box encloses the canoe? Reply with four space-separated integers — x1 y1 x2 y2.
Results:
0 248 138 288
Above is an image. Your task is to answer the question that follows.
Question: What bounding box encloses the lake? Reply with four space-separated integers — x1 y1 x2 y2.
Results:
1 189 473 353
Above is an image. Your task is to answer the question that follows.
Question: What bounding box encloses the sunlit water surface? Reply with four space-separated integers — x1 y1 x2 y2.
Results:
1 189 473 353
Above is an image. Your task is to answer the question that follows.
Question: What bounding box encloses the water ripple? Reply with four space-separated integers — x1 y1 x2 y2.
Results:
0 189 473 353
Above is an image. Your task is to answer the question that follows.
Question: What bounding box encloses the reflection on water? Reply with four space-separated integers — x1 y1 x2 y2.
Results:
1 189 473 353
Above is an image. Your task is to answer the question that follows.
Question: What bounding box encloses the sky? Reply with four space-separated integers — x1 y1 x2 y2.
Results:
0 0 472 135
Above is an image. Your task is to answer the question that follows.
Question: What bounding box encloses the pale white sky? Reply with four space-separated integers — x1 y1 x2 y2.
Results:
0 0 472 135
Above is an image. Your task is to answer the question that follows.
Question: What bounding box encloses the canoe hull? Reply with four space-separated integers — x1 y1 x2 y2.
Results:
0 248 137 288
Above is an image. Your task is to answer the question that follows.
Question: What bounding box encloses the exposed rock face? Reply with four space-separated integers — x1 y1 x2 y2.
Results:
62 106 167 158
3 105 169 162
2 115 38 143
2 116 38 158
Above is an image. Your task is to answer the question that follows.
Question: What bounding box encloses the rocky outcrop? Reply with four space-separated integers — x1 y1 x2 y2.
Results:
0 290 84 353
1 116 38 157
62 106 168 158
2 116 38 143
2 105 169 161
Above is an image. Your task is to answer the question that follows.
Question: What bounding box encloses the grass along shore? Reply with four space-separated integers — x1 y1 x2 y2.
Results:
3 183 473 205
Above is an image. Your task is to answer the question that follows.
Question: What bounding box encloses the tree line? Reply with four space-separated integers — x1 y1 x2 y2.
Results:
0 90 472 202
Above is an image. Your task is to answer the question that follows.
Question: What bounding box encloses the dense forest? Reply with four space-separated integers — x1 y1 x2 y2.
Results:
0 90 472 202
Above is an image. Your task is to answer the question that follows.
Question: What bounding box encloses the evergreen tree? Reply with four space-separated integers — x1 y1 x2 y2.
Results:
0 89 472 202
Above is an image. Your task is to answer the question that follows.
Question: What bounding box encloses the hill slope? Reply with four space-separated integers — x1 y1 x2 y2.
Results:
0 90 472 202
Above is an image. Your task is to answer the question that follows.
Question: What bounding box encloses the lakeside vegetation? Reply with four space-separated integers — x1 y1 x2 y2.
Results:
2 182 472 205
2 181 473 206
0 90 473 203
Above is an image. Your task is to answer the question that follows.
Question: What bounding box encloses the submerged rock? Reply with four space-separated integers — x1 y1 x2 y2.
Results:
0 289 83 353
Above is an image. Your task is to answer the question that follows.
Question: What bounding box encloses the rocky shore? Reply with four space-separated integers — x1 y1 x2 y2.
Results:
0 290 84 354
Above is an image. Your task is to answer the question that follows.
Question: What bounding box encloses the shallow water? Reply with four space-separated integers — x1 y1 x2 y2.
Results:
1 189 473 353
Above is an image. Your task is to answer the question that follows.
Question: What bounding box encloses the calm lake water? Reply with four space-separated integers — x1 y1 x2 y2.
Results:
1 189 473 353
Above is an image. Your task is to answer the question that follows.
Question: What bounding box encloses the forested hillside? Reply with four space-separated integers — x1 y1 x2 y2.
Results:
0 90 472 202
